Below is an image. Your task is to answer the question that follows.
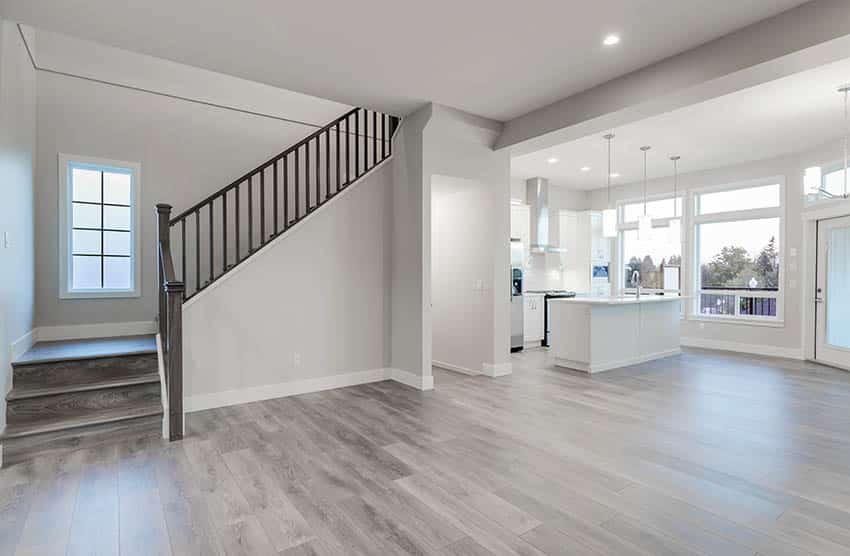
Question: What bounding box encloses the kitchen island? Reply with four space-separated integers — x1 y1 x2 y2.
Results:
549 296 682 373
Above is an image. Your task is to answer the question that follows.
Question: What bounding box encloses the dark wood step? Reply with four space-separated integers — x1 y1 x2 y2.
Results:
5 382 161 433
9 353 159 400
13 335 156 367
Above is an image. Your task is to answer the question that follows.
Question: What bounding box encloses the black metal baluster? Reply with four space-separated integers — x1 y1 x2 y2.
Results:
248 175 253 251
235 183 241 262
373 110 377 167
335 122 340 195
283 154 289 227
222 191 227 273
325 129 330 201
345 116 350 186
273 160 278 235
195 209 200 293
260 169 266 243
315 135 320 207
181 218 186 283
382 113 387 160
208 201 213 284
306 142 311 212
355 110 360 178
295 147 300 219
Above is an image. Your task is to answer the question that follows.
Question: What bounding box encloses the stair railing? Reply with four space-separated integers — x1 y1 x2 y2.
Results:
156 203 184 440
168 107 400 301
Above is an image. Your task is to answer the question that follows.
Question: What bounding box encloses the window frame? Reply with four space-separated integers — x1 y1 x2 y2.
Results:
690 177 785 325
58 153 142 299
616 192 684 297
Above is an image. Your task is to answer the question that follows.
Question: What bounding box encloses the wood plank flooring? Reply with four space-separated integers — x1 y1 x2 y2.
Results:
4 347 850 555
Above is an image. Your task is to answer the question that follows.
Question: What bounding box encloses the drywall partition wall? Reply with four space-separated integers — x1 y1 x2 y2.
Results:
431 176 494 374
423 105 512 376
588 145 838 357
34 53 352 328
0 19 36 428
182 163 392 410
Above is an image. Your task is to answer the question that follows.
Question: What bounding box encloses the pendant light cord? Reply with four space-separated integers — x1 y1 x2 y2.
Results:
844 88 848 197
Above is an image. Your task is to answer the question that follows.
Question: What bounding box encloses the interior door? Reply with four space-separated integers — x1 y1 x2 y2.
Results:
815 215 850 370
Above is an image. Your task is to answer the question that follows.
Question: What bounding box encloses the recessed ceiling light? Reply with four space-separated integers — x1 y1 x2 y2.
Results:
547 157 559 164
603 34 621 46
610 172 620 178
580 166 591 172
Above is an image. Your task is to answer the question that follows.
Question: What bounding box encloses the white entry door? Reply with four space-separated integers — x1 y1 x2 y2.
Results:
816 215 850 370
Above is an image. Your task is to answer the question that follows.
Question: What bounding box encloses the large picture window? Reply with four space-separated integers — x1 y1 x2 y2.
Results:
693 181 783 321
618 197 682 294
59 155 141 298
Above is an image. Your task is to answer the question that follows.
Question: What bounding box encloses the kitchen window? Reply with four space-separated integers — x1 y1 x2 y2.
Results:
692 180 783 322
618 196 683 295
59 154 142 298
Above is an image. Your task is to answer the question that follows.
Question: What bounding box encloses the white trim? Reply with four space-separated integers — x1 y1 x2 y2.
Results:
34 320 157 342
184 367 431 413
10 330 35 361
155 334 169 440
482 362 513 377
681 337 803 360
433 360 481 376
555 348 681 374
687 315 785 328
389 368 435 391
58 153 142 299
183 155 393 310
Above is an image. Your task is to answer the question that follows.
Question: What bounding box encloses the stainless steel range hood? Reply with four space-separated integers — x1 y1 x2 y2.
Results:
526 177 564 253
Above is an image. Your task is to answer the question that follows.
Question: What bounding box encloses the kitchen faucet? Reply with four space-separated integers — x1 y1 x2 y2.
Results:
631 270 641 299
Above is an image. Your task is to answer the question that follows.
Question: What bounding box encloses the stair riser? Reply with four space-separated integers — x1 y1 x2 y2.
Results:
7 383 161 426
12 353 157 384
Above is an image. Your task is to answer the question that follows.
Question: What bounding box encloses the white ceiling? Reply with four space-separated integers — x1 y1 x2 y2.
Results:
512 57 850 190
1 0 807 120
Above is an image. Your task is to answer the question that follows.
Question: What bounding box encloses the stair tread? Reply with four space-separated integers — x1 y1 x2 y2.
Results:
13 335 156 367
1 401 163 439
8 371 160 401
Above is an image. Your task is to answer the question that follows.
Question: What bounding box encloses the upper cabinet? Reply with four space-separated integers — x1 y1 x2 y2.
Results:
560 210 611 294
511 204 531 266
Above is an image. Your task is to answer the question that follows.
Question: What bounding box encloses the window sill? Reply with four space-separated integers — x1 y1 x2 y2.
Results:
687 315 784 328
60 289 141 300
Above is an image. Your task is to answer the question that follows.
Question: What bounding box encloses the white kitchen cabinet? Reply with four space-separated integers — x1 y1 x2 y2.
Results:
524 294 545 343
511 205 531 267
560 210 611 294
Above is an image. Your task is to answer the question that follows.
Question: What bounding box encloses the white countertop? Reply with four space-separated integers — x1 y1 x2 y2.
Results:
549 295 684 306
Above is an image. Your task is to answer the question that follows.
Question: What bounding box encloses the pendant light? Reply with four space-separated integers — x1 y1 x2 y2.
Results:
668 156 681 245
601 133 617 238
814 86 850 199
638 146 652 241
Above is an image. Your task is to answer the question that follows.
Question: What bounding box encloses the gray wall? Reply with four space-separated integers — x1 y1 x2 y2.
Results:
0 20 36 427
34 69 339 327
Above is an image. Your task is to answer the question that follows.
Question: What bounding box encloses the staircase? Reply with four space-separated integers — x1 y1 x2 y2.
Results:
1 107 399 466
1 336 163 466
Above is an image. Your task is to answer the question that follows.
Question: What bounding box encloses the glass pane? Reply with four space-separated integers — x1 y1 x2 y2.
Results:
697 184 779 215
622 229 682 289
823 168 849 198
827 226 850 349
104 231 131 256
698 218 780 290
699 293 736 315
104 205 131 230
622 197 682 223
72 229 101 255
104 172 132 205
104 257 132 289
72 255 101 289
72 202 101 228
739 296 777 317
72 168 102 203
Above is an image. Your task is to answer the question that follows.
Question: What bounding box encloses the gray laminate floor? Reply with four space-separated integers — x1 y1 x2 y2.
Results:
3 347 850 555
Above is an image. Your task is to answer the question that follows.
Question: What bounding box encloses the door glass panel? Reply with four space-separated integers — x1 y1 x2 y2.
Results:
827 226 850 349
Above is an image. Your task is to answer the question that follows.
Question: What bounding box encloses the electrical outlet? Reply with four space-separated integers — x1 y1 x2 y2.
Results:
293 352 301 367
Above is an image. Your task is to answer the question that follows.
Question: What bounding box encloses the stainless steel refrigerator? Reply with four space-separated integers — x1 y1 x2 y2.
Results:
511 267 524 352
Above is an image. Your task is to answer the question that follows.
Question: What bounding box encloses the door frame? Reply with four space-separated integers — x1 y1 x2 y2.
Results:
801 201 850 363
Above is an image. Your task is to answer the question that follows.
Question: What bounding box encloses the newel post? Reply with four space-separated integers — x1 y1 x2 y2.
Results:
156 204 171 341
165 279 184 440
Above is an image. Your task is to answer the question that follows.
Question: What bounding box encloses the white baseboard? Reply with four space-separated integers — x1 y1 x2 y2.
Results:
681 337 804 360
184 366 434 413
34 321 157 342
555 348 681 374
482 362 512 377
10 330 35 361
432 360 481 376
389 368 435 390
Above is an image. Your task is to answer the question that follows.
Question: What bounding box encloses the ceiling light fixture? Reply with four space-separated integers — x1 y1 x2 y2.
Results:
547 157 559 164
603 34 621 46
668 156 681 246
638 146 652 241
580 166 591 172
813 85 850 200
601 134 617 239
